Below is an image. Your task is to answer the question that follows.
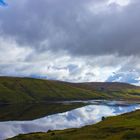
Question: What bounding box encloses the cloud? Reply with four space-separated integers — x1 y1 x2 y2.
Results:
108 0 130 6
0 0 140 56
0 0 140 84
107 70 140 85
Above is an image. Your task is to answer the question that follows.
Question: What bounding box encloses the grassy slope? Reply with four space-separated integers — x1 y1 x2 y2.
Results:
72 82 140 100
0 77 101 104
9 110 140 140
0 77 140 104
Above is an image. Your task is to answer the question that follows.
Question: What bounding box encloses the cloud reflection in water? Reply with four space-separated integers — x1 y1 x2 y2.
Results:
0 104 140 140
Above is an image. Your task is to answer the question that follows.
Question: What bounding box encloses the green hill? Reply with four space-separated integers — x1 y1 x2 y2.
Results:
0 77 140 104
10 110 140 140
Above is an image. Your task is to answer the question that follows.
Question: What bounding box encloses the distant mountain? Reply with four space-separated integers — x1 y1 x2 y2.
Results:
0 77 140 104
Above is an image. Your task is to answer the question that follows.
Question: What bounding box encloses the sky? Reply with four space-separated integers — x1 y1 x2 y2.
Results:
0 0 6 6
0 0 140 85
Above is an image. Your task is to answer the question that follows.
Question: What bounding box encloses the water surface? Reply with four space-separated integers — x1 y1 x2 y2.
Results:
0 102 84 121
0 100 140 140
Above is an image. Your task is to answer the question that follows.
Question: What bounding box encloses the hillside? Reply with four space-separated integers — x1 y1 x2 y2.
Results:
0 77 140 104
72 82 140 100
9 110 140 140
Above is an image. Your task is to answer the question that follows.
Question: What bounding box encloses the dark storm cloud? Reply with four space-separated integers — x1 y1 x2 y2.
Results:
0 0 140 56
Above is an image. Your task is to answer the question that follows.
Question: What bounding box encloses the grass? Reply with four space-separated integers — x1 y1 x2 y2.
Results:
0 77 140 104
0 77 100 104
9 110 140 140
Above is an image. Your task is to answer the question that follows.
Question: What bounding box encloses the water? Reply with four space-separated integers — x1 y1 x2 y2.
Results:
0 100 140 140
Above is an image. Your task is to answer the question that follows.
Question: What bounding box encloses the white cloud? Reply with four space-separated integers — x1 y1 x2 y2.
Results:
0 0 139 85
108 0 130 6
0 37 32 63
0 39 137 84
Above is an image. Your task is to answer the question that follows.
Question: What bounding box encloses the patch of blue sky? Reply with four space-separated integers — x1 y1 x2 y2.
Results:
0 0 7 6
